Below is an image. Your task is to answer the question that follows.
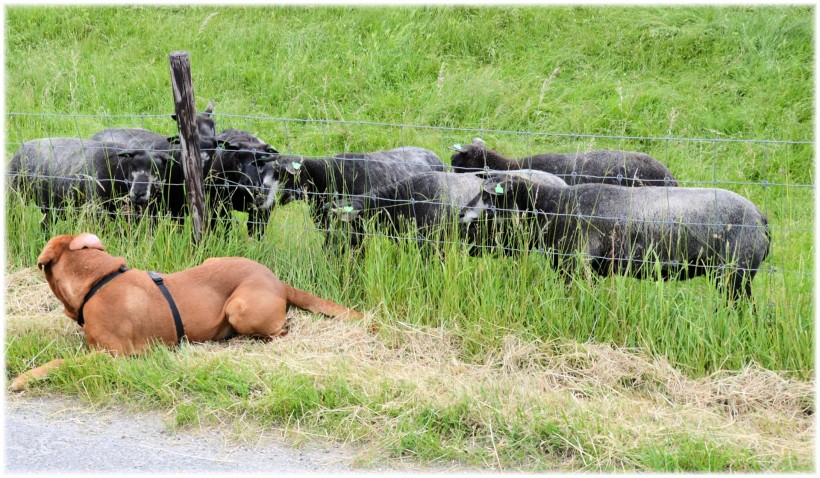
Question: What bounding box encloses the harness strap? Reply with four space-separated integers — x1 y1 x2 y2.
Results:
78 266 129 327
147 271 186 344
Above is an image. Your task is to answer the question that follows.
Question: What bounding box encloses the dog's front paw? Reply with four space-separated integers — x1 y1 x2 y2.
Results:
9 359 66 392
9 374 32 392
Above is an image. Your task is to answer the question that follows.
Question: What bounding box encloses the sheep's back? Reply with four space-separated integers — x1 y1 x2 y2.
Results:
527 150 675 186
366 147 445 171
91 128 171 153
561 184 768 267
9 138 126 202
11 138 123 177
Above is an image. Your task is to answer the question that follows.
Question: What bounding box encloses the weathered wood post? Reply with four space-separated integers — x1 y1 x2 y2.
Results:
169 50 206 243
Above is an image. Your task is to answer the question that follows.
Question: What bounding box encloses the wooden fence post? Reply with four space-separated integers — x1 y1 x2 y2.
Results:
169 50 206 243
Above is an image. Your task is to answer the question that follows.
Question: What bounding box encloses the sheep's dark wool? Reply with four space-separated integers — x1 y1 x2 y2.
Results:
206 129 279 237
260 147 445 243
450 139 678 187
90 104 220 221
473 175 769 303
331 171 494 251
91 128 215 221
9 137 164 221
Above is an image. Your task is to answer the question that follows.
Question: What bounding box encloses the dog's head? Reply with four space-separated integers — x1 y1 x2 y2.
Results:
37 233 115 320
37 233 105 273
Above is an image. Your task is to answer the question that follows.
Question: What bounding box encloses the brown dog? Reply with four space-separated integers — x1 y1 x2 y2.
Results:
10 232 364 391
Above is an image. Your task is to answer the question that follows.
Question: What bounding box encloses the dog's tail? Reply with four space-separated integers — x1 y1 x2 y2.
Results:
285 285 364 319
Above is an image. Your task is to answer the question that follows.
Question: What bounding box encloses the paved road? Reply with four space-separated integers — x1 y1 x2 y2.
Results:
4 394 360 474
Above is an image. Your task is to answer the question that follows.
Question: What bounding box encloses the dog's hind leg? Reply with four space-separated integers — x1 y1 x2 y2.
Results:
223 285 290 339
10 358 66 392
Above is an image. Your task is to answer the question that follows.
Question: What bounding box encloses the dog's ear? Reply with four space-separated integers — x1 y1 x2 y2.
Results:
36 246 58 271
69 233 105 252
37 235 70 270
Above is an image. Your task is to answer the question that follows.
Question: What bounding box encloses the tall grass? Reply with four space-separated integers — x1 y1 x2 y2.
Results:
4 5 814 471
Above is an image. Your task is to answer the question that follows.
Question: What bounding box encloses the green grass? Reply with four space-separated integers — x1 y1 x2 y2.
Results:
4 4 814 472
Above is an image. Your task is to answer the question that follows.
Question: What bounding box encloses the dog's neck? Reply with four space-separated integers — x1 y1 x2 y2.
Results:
46 249 128 322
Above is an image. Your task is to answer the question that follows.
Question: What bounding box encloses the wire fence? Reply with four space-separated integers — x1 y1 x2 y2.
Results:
5 111 814 282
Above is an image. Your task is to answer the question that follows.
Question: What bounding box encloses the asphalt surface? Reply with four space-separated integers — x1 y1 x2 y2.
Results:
4 393 360 474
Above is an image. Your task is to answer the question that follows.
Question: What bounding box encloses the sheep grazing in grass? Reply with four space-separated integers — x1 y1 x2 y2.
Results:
463 174 770 304
8 138 164 221
90 101 220 221
207 129 279 237
329 171 490 251
89 128 218 221
450 138 678 187
259 147 445 243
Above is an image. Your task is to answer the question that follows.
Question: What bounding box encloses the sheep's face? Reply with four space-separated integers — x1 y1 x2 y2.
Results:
259 158 306 210
214 140 278 206
329 198 365 223
120 150 163 206
171 108 216 142
450 144 487 173
458 190 496 225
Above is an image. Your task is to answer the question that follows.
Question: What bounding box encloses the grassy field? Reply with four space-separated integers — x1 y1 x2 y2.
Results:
4 5 815 472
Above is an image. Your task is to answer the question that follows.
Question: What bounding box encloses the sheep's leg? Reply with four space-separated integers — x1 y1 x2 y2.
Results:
716 269 754 309
248 208 269 239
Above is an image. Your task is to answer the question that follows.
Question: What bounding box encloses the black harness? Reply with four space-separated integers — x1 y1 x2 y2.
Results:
77 266 129 327
77 267 186 344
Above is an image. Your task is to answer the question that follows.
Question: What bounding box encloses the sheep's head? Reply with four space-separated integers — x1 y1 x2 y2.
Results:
328 198 365 223
171 99 216 139
115 148 163 207
259 157 307 210
449 138 488 173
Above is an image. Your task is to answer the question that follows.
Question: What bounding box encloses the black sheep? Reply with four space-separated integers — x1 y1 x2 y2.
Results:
259 147 446 242
91 102 220 221
206 129 278 237
9 137 162 222
466 174 770 303
450 138 678 187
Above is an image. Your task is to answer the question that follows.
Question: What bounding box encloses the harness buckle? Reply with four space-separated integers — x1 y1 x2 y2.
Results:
148 271 164 285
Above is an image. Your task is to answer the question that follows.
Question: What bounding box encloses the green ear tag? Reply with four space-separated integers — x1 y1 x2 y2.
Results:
453 144 462 150
343 206 354 213
495 184 505 194
291 162 302 170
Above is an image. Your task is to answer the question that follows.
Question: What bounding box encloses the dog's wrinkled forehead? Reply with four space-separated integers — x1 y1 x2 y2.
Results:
37 233 105 270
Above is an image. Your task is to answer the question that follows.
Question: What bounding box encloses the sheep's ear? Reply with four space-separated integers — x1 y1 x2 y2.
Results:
203 100 215 117
264 145 279 155
330 203 361 222
170 114 178 122
116 149 136 159
483 178 508 195
472 137 485 146
285 160 303 175
217 139 238 150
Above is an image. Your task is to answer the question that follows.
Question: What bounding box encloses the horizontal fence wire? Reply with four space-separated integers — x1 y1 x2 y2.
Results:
7 111 813 145
5 111 814 280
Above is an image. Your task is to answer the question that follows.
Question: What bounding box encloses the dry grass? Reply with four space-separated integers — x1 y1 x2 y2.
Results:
5 268 815 468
